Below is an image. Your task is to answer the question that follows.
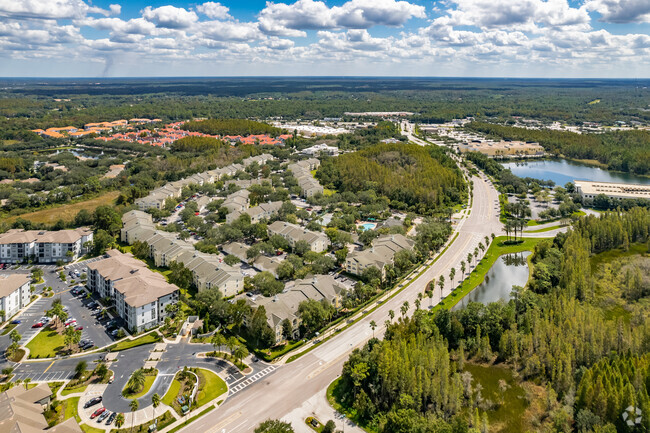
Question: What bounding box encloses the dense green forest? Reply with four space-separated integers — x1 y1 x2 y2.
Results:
334 208 650 432
466 122 650 175
180 119 281 136
317 143 465 213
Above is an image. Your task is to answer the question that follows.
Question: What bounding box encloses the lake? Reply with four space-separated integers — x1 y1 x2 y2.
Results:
501 159 650 186
453 251 531 310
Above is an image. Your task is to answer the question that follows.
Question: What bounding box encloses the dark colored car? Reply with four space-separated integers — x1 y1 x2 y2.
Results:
11 319 21 324
84 397 102 408
106 412 117 425
97 411 111 422
90 407 106 419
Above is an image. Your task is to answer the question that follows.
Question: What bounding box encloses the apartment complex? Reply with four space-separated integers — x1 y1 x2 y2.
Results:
226 201 283 224
288 159 324 198
0 228 93 264
135 154 273 211
575 180 650 201
247 275 345 343
346 234 415 278
86 250 179 333
0 383 81 433
120 211 244 297
267 221 330 253
0 273 31 321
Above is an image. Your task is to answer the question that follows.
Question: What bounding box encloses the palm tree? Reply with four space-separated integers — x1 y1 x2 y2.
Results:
460 261 466 278
467 253 473 268
400 301 409 318
151 393 160 421
479 242 485 253
438 275 445 300
414 299 421 310
449 267 456 289
211 333 226 355
130 399 139 433
384 320 391 330
474 248 479 263
233 345 248 365
388 310 395 322
485 235 490 247
491 233 495 242
369 320 376 338
0 309 5 322
428 290 433 308
115 413 125 429
127 369 145 394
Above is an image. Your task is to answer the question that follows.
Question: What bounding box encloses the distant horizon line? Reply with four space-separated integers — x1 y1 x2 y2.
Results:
0 75 649 81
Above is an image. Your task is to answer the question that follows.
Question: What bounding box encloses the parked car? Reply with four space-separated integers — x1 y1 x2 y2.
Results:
75 326 84 331
106 412 117 425
97 411 111 422
11 319 21 324
84 397 102 408
32 322 43 328
90 407 106 419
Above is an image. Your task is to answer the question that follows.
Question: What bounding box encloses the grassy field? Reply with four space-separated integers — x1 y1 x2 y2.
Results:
4 191 120 225
589 242 648 272
195 368 227 407
64 397 81 423
26 328 65 358
435 237 544 311
1 323 17 335
80 424 105 433
108 332 161 352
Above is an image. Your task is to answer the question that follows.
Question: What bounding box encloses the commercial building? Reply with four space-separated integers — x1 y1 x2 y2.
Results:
86 250 179 333
302 143 339 156
575 180 650 201
267 221 330 253
345 234 415 278
0 383 81 433
0 273 31 321
0 228 93 264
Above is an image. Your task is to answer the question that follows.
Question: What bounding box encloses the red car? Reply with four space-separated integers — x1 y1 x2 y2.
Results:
75 326 84 331
90 407 106 419
32 322 43 328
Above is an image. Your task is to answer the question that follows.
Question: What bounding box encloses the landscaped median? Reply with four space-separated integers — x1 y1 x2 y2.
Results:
106 331 162 352
434 236 544 311
122 368 158 399
162 367 227 416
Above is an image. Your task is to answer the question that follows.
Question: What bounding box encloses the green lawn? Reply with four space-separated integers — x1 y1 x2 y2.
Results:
195 369 227 407
1 323 17 335
434 236 545 311
64 396 81 422
123 370 157 399
108 332 161 352
80 424 105 433
61 383 88 396
26 328 65 358
524 224 565 233
162 378 182 406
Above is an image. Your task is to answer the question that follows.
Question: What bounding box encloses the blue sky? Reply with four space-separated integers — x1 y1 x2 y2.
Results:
0 0 649 77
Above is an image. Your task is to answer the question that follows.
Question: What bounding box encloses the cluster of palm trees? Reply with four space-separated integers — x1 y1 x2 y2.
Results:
211 332 249 366
122 377 162 432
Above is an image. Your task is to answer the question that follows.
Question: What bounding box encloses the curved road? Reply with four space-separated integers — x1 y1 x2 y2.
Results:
180 172 503 433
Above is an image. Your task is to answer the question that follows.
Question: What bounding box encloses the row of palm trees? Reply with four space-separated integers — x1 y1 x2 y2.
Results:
369 234 496 336
211 333 249 366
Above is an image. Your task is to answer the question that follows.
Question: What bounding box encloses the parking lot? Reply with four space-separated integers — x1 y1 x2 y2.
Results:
0 260 122 356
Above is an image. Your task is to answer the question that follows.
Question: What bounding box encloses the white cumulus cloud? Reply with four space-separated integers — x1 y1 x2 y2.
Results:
586 0 650 23
142 5 198 29
196 2 231 20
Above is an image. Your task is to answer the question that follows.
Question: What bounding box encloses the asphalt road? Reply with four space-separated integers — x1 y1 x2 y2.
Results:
179 171 504 433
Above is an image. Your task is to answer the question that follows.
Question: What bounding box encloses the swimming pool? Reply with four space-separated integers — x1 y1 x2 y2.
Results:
359 222 376 231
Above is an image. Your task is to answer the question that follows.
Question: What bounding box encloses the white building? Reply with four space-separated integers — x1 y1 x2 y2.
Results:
0 228 93 264
0 274 31 321
86 250 179 333
575 180 650 201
